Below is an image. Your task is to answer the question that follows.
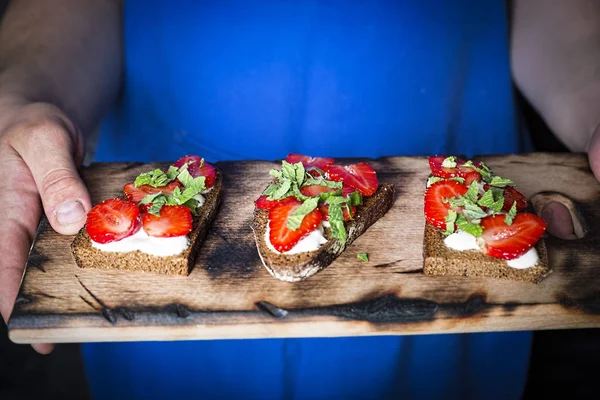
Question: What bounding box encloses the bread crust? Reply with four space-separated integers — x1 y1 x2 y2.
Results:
422 223 552 283
71 170 222 276
252 184 395 282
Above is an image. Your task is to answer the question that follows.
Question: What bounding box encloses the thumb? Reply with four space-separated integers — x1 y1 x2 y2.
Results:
11 114 91 235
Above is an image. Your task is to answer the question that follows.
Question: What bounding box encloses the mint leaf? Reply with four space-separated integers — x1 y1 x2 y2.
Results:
269 169 283 179
176 168 195 188
463 201 488 220
477 189 495 208
134 168 172 188
166 165 180 180
465 180 479 203
328 202 347 245
442 156 457 168
490 176 514 188
286 197 319 230
179 178 206 202
345 190 363 207
456 214 483 237
147 196 168 216
183 198 200 216
262 184 279 197
357 253 369 262
281 161 305 186
271 180 291 200
139 192 163 205
446 196 465 207
303 177 342 189
445 209 457 235
504 201 518 225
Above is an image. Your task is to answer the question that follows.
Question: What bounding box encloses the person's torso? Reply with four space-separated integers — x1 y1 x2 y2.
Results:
95 0 524 163
87 3 532 400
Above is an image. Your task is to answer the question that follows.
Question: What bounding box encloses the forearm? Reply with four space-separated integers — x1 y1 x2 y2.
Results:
0 0 122 135
510 0 600 152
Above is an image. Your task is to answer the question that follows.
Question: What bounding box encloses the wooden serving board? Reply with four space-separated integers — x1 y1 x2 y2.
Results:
8 153 600 344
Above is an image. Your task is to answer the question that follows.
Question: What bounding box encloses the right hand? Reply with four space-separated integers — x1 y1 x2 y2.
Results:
0 96 91 354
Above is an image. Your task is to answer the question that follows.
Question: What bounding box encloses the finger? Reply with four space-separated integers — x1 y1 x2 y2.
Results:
588 125 600 182
540 201 578 240
10 117 91 235
0 151 42 324
32 343 55 354
0 150 57 354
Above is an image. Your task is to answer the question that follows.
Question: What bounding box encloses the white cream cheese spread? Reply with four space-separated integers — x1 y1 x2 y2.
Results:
265 223 328 255
92 228 190 257
443 230 539 269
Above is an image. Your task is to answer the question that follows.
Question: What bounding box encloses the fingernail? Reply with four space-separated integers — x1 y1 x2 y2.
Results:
56 200 85 225
541 207 553 224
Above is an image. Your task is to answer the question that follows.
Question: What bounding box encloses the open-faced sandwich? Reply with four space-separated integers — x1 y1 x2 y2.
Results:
72 155 221 275
252 154 395 282
422 155 551 283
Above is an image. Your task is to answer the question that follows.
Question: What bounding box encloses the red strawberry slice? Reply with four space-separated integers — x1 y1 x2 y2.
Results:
285 154 334 172
318 204 356 221
86 198 141 244
424 180 468 229
255 195 281 210
480 213 546 260
429 155 481 185
268 197 322 252
300 185 338 197
173 155 216 188
123 181 182 204
342 185 357 197
325 162 378 196
142 205 193 237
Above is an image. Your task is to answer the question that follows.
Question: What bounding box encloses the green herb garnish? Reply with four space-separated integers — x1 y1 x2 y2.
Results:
357 253 369 262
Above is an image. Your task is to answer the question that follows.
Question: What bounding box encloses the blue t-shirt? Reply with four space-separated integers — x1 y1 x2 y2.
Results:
89 1 533 399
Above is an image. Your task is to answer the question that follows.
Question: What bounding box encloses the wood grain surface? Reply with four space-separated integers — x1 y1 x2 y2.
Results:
8 153 600 344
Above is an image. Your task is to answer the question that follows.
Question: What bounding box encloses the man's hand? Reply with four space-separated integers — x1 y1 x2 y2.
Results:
511 0 600 239
0 97 91 354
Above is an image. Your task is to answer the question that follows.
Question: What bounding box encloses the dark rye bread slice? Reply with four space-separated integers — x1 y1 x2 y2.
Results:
252 184 395 282
422 223 552 284
71 170 222 276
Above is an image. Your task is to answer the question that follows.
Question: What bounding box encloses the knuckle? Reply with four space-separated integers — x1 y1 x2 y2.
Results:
39 168 81 200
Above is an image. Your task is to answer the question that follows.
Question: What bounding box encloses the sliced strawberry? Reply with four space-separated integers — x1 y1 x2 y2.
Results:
318 203 356 221
300 185 338 197
86 198 141 244
325 162 378 196
483 184 528 212
502 186 528 212
142 205 193 237
480 213 546 260
285 154 334 173
268 197 322 252
342 185 357 197
123 180 182 204
255 195 280 210
428 155 481 185
424 180 468 229
173 155 216 188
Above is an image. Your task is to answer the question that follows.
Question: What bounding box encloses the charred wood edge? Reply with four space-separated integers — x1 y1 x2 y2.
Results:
559 292 600 315
25 218 51 273
76 276 135 324
12 292 600 331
